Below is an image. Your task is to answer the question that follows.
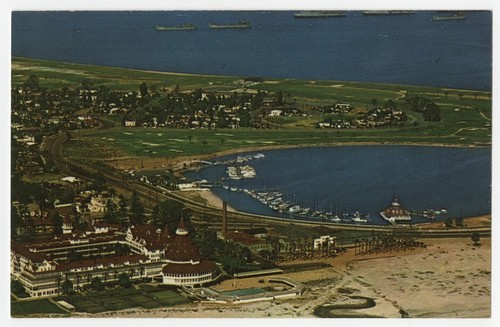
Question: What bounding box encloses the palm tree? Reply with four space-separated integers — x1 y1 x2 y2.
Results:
471 232 481 246
86 273 92 284
55 274 62 293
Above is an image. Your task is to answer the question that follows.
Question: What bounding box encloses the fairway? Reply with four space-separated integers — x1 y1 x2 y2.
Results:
13 57 492 163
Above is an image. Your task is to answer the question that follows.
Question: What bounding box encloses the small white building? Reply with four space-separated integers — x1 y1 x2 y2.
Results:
269 110 283 116
313 235 337 250
124 120 136 127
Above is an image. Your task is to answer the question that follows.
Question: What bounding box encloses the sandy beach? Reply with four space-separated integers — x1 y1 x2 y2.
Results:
112 141 489 172
82 235 491 318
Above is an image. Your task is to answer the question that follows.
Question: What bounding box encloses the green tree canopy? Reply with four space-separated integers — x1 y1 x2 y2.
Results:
129 190 145 225
151 199 188 231
52 213 63 235
103 200 119 224
61 279 74 294
118 273 132 288
90 276 105 291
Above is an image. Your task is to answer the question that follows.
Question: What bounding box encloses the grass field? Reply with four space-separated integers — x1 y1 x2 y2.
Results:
57 285 189 314
13 57 492 161
11 299 68 316
12 57 491 109
66 115 491 163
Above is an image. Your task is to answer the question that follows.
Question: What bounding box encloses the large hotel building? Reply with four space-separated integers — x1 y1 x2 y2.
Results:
11 217 219 298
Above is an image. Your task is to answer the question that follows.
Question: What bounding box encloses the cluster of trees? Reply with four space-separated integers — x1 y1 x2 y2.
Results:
405 96 441 121
60 271 136 295
103 190 145 226
192 225 254 273
124 84 268 129
353 233 425 255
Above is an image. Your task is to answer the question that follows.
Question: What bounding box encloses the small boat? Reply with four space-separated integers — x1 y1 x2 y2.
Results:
294 11 346 18
432 12 466 21
155 23 198 31
330 215 342 223
351 211 369 223
208 21 251 29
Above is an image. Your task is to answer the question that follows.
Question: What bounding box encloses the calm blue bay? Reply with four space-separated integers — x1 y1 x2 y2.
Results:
12 10 492 90
186 146 491 225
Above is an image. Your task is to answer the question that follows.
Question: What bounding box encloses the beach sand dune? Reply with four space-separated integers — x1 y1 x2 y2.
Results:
83 236 490 318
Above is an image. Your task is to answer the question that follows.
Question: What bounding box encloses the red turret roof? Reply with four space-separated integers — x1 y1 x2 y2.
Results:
175 217 188 235
165 236 202 262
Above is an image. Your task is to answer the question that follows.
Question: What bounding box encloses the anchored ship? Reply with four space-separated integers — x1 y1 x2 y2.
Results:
363 10 416 16
294 11 346 18
155 23 198 31
380 197 412 224
432 12 466 21
208 21 251 29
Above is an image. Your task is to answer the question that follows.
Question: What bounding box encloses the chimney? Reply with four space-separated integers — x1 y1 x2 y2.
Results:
222 201 228 234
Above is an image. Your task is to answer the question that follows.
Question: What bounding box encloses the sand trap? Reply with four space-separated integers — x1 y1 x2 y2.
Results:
142 142 160 147
123 132 134 135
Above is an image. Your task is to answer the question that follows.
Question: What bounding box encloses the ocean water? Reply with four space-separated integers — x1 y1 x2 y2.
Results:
12 10 492 90
186 146 491 225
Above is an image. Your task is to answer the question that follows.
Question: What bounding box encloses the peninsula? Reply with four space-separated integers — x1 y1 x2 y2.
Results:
11 57 491 318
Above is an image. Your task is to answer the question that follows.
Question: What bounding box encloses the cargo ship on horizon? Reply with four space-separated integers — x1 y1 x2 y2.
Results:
294 11 347 18
432 12 466 21
363 10 416 16
208 21 251 29
155 23 198 31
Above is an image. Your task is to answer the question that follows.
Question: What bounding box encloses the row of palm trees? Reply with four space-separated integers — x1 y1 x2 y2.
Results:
56 265 147 293
266 237 345 263
353 234 425 256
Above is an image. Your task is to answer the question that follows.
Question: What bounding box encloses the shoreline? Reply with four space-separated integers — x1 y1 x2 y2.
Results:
73 235 491 318
114 140 491 172
13 56 492 93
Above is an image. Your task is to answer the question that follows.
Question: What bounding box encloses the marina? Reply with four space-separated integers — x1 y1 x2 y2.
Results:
185 146 490 226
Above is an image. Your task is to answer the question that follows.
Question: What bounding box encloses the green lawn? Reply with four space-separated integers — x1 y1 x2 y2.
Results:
11 299 68 316
57 286 189 314
13 57 492 160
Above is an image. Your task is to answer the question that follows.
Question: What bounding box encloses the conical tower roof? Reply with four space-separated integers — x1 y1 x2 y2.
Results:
165 218 201 262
